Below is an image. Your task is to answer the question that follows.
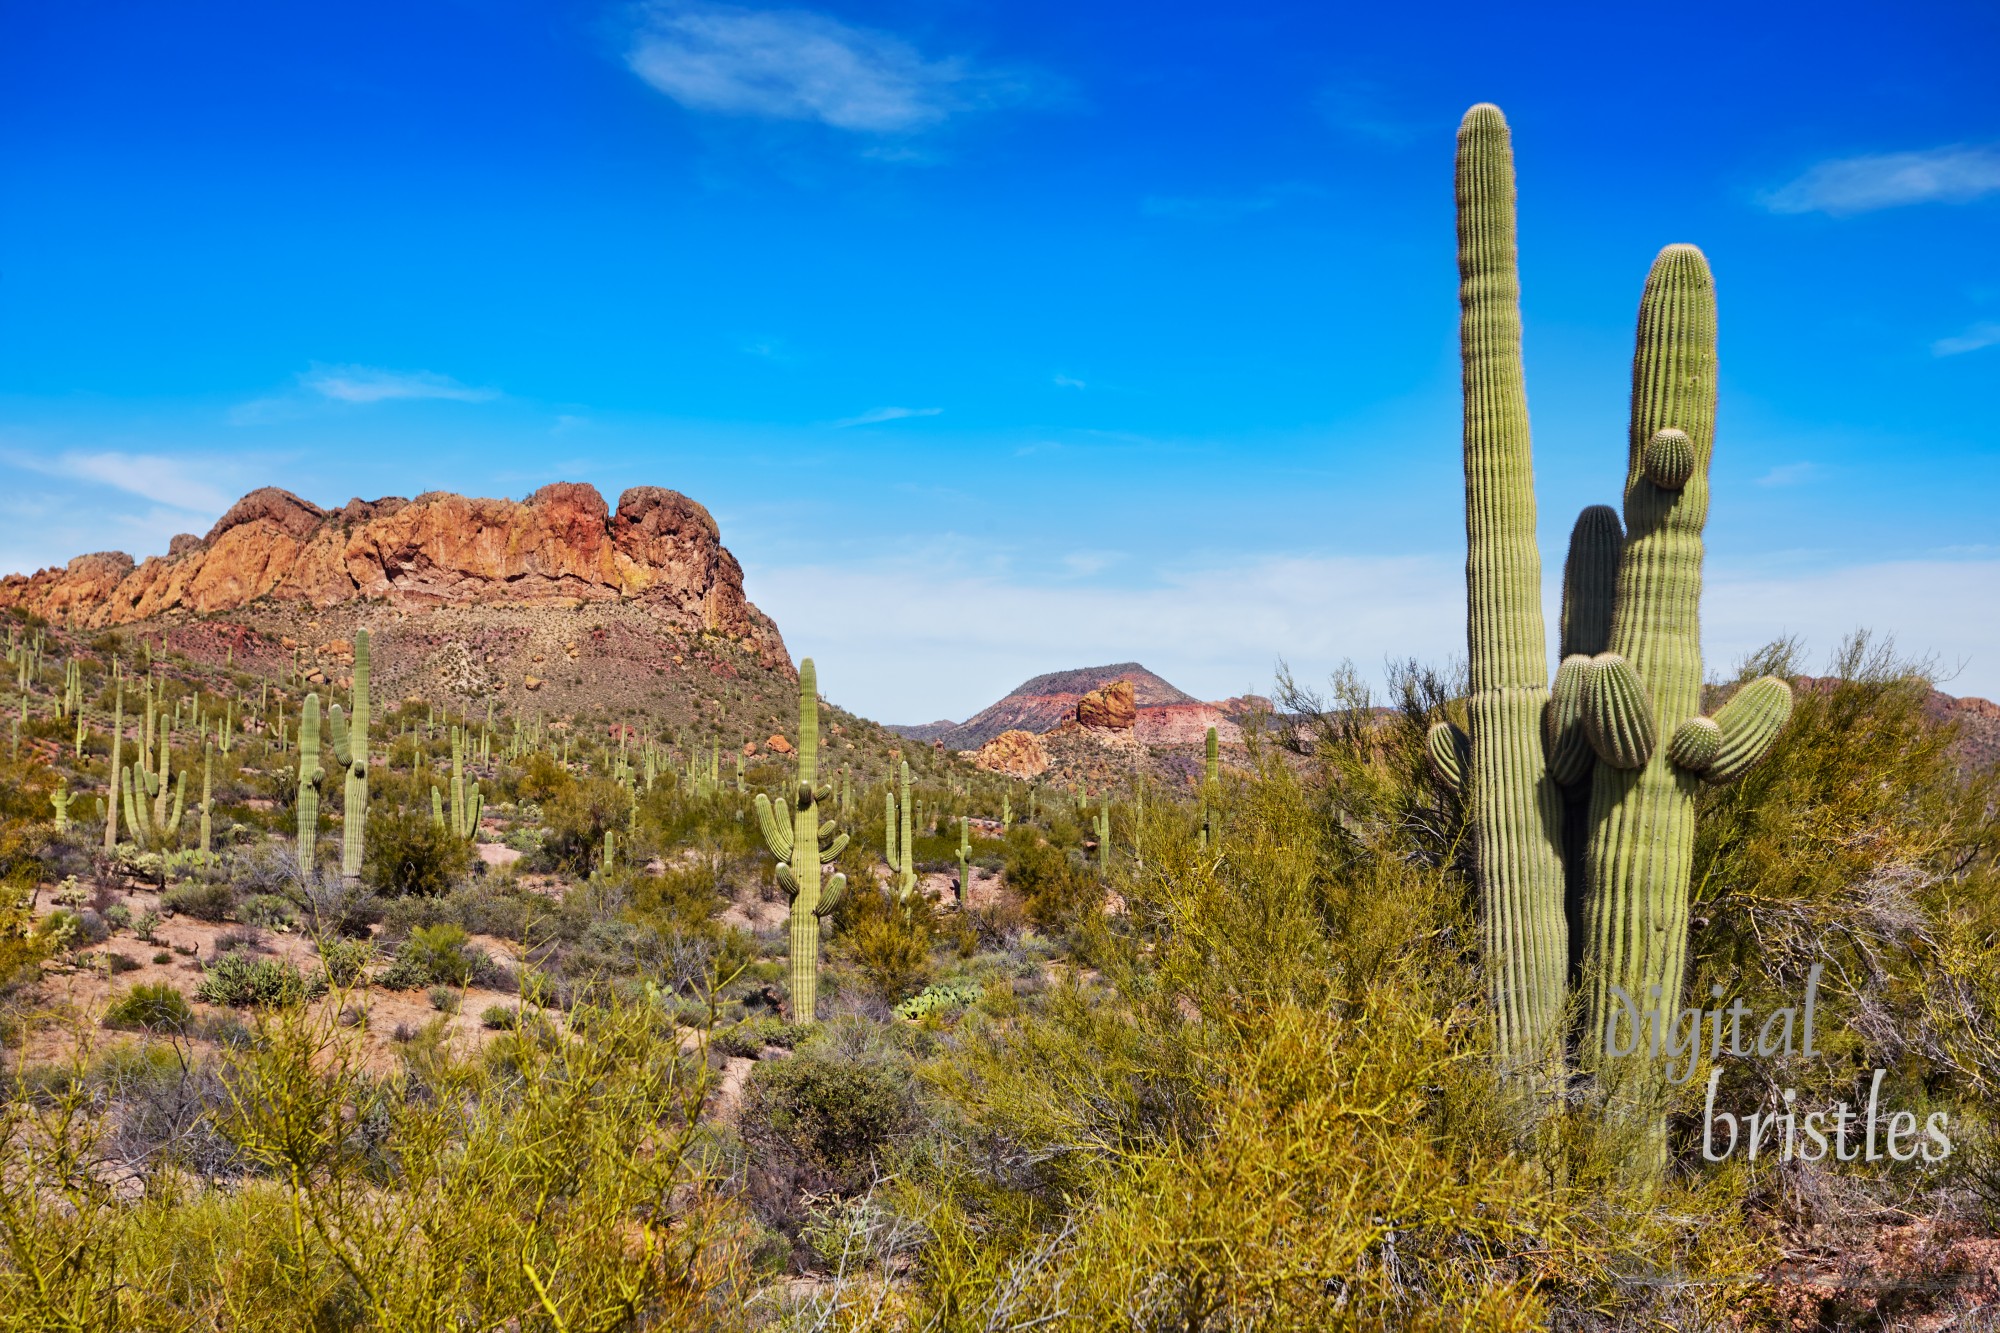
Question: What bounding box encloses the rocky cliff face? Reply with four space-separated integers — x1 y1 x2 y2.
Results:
0 482 787 668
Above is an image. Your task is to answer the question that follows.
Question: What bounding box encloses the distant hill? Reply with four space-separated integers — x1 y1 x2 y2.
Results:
891 662 1213 751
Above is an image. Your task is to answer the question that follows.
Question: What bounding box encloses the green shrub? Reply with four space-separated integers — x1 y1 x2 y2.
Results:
363 807 474 898
481 1004 517 1030
316 937 374 987
378 923 482 990
103 981 194 1032
710 1017 800 1059
740 1042 917 1208
194 952 326 1008
238 894 295 929
1003 835 1101 934
427 985 461 1013
163 881 234 923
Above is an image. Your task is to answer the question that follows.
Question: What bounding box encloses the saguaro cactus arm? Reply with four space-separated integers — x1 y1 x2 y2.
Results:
1426 721 1471 796
755 793 794 862
329 706 352 769
815 872 845 919
1674 675 1793 783
1581 653 1656 770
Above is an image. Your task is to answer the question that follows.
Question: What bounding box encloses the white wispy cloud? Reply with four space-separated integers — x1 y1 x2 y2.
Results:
832 405 942 428
1704 558 2000 693
1052 373 1086 389
5 449 232 515
746 550 2000 726
1756 462 1818 487
747 552 1463 722
626 2 1022 134
300 364 498 404
1762 145 2000 215
1933 321 2000 357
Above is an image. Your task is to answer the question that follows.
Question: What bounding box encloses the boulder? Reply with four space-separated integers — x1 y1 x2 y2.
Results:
972 729 1050 779
1076 679 1137 730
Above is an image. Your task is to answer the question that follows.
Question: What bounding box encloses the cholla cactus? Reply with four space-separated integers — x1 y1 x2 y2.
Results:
753 660 848 1024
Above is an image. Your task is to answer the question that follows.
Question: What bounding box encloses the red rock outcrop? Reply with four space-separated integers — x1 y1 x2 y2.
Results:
1075 679 1137 730
972 729 1050 779
0 482 786 666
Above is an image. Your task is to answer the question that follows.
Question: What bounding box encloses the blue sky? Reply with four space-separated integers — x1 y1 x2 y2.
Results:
2 0 1996 722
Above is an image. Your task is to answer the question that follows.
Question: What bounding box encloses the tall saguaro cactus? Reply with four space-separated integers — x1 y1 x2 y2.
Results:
753 660 848 1024
883 761 917 905
1429 104 1573 1072
297 694 324 873
1199 727 1220 850
1579 248 1793 1107
1430 106 1792 1127
956 816 971 905
328 629 372 880
103 669 123 851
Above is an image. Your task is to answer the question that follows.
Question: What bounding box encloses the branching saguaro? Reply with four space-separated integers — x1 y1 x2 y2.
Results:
1432 105 1792 1143
754 659 847 1024
1578 248 1793 1132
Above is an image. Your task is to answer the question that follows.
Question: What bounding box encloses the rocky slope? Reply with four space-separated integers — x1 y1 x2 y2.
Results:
0 482 786 661
0 482 811 734
899 662 1261 751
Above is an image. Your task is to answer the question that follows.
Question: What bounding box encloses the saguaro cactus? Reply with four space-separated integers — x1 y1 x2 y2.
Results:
956 815 971 905
328 629 372 880
297 694 324 872
1199 727 1221 850
753 660 848 1024
1427 104 1572 1071
897 763 916 903
434 731 483 840
199 741 214 862
1579 247 1792 1106
50 783 71 830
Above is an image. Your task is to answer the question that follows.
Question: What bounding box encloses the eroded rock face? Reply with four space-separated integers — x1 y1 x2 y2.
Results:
972 728 1050 779
1076 679 1137 730
0 482 787 665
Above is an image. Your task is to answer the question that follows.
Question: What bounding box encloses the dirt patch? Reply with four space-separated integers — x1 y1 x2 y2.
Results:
476 841 521 868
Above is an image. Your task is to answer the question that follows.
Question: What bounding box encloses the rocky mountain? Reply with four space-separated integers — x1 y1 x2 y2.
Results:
896 662 1261 753
0 482 807 733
